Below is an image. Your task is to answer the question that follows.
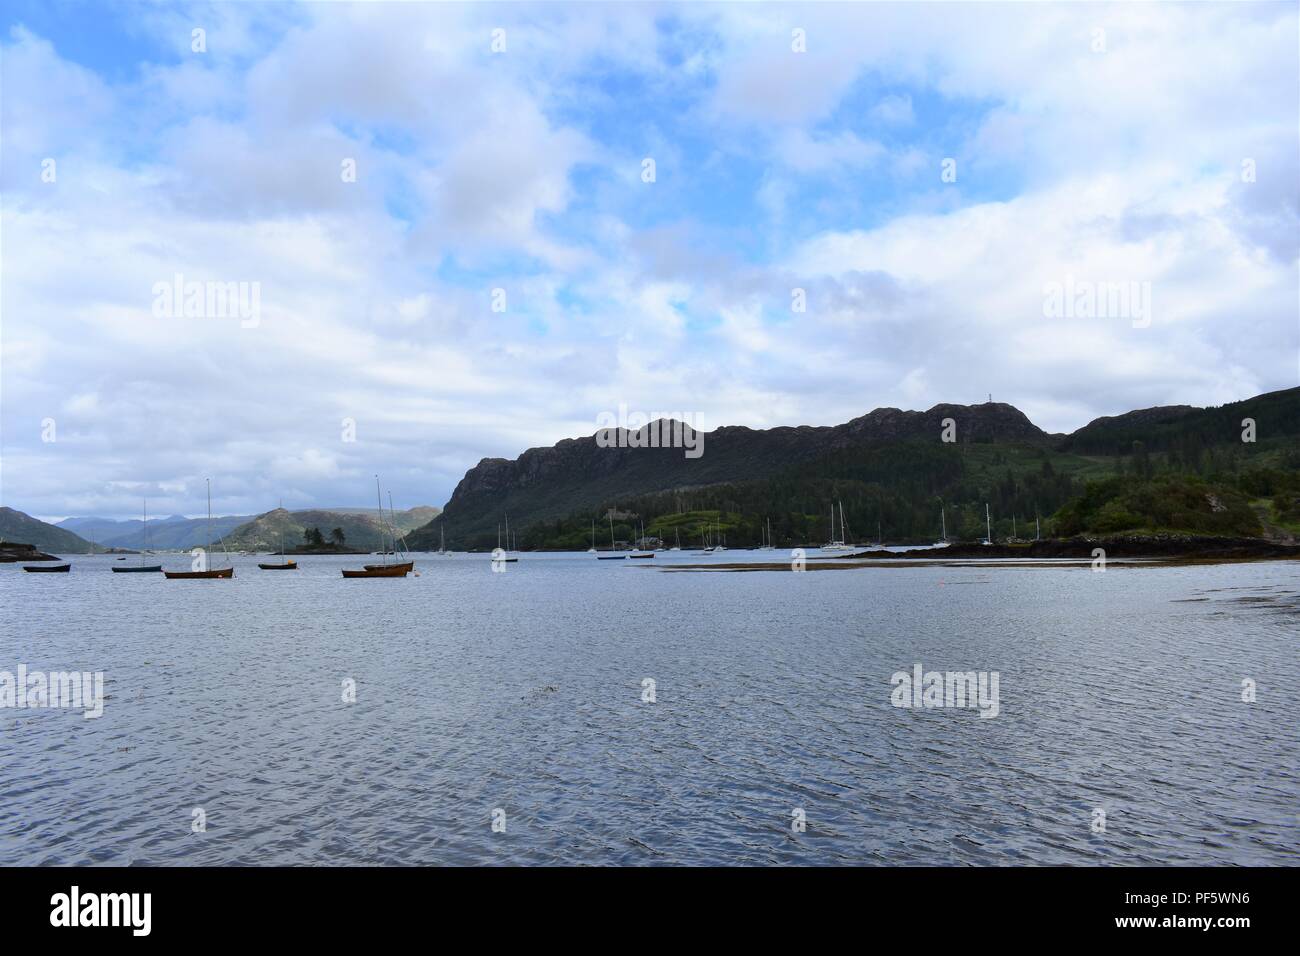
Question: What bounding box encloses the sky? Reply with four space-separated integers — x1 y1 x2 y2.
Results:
2 1 1297 520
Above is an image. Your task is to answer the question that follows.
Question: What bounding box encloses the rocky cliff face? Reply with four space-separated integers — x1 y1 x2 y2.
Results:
837 402 1048 445
408 401 1052 547
407 387 1300 549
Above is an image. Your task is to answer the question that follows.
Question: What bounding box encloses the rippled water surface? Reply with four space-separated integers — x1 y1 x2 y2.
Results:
2 552 1297 865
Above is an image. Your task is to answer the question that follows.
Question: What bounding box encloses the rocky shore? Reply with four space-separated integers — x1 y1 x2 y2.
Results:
0 541 61 563
844 536 1300 561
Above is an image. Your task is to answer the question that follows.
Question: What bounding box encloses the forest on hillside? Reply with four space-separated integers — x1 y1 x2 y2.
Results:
503 438 1299 551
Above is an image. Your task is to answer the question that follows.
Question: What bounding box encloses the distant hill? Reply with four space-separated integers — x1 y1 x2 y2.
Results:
0 507 99 554
52 505 439 552
297 506 440 534
56 514 254 550
406 388 1300 550
222 506 439 552
1060 389 1300 455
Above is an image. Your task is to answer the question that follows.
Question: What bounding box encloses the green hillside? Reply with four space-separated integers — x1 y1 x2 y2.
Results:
222 507 435 552
0 507 100 554
412 387 1300 550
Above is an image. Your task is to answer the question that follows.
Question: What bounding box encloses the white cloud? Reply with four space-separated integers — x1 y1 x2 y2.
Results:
1 2 1295 519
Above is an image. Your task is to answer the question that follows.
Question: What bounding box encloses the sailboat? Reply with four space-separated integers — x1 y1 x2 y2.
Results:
258 502 298 570
587 519 598 553
113 498 163 572
628 520 654 558
363 485 415 571
712 519 727 552
670 528 681 551
344 477 412 577
821 501 855 553
438 524 450 555
386 491 417 572
165 479 234 578
490 514 519 562
981 503 993 546
934 506 950 548
758 517 775 551
597 511 626 559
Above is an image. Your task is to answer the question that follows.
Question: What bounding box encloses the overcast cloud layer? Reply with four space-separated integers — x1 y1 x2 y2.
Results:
2 1 1297 519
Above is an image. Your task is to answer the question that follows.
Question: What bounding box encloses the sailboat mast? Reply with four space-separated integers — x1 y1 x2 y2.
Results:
206 478 212 557
376 475 388 562
389 491 406 558
985 503 991 542
141 497 147 565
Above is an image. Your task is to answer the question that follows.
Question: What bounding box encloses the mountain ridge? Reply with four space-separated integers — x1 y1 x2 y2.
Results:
407 388 1300 549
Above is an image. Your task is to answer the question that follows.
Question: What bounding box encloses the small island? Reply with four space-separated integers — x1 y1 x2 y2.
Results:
280 525 369 555
0 540 61 563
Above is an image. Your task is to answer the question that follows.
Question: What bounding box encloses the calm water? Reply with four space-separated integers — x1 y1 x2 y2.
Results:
2 551 1296 865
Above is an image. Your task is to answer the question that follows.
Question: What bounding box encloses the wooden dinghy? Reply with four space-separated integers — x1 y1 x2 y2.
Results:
258 560 298 570
363 560 411 572
165 567 234 579
24 563 71 572
164 479 234 580
112 564 162 573
342 564 408 578
350 479 417 577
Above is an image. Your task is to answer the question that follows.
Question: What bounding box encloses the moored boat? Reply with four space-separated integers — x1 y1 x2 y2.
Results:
165 566 235 579
627 519 654 559
24 563 71 572
597 512 626 560
821 501 855 553
364 560 412 572
114 497 163 572
342 564 408 578
166 479 235 579
259 500 298 570
343 477 415 577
